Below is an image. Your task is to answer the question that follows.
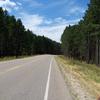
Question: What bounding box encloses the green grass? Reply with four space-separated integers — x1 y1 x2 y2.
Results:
0 55 32 62
0 56 16 61
56 55 100 97
59 56 100 83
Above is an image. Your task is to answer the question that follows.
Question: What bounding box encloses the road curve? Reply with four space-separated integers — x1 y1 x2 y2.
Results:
0 55 73 100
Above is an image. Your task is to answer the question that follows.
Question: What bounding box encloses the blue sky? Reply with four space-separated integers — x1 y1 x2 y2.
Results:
0 0 90 42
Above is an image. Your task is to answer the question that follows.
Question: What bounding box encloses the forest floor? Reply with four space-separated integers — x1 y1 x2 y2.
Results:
56 56 100 100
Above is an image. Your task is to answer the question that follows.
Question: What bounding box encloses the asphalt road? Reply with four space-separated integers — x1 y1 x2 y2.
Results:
0 55 73 100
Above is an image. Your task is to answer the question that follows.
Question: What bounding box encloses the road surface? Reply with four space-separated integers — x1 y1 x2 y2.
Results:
0 55 73 100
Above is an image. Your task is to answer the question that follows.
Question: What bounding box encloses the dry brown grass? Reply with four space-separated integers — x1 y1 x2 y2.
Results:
56 56 100 99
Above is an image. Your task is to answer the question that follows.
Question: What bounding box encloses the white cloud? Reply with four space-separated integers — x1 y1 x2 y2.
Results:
0 0 16 6
0 0 21 12
69 6 85 14
63 1 86 16
18 13 81 42
19 13 44 30
16 2 22 6
33 25 66 42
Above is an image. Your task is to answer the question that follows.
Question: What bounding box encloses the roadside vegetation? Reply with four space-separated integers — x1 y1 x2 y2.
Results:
61 0 100 65
0 7 61 58
60 0 100 99
56 56 100 100
0 55 32 61
0 56 17 61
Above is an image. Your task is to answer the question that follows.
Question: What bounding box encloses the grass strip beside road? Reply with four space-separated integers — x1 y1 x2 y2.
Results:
0 55 35 62
56 56 100 100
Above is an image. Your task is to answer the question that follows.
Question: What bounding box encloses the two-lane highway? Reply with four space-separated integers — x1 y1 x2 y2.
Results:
0 55 73 100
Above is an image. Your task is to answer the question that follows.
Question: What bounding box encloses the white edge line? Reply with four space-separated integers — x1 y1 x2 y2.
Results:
44 58 53 100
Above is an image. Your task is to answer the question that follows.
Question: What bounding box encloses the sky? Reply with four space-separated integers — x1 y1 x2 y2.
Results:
0 0 90 42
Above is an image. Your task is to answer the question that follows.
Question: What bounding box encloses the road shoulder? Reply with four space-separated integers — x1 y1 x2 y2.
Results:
55 56 97 100
48 57 73 100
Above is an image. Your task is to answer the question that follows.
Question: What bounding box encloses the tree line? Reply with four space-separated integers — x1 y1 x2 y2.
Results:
61 0 100 65
0 7 61 57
